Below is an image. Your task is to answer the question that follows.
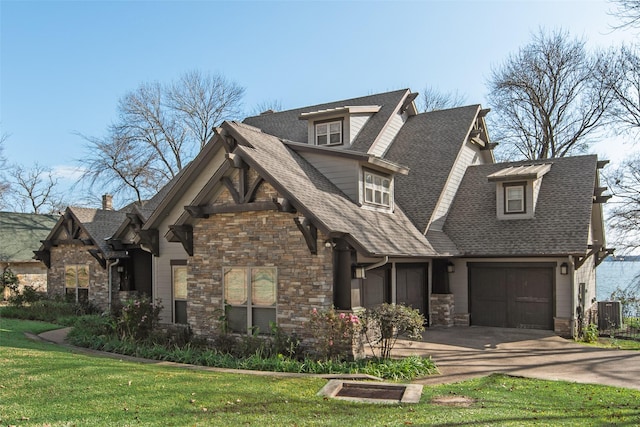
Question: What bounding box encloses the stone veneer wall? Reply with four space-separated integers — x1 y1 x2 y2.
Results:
47 245 109 309
554 317 572 338
430 293 455 327
1 262 48 299
188 209 334 341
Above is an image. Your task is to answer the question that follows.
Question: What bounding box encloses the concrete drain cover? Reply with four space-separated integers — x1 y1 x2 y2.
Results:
318 380 423 404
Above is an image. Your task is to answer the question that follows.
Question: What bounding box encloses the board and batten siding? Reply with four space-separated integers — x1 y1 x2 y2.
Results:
154 240 186 323
368 111 407 158
152 148 228 323
299 152 360 202
428 142 483 232
574 253 597 313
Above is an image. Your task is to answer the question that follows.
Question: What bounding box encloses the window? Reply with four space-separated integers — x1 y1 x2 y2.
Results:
223 267 277 334
504 183 526 213
315 120 342 145
65 264 89 303
364 170 391 207
172 263 188 324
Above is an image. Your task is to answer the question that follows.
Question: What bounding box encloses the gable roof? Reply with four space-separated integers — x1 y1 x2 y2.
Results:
0 212 58 262
223 121 437 257
384 105 482 231
243 89 411 153
66 207 128 257
443 155 600 257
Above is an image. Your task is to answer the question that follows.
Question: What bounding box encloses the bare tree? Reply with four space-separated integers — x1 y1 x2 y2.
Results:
250 99 283 116
78 71 245 203
608 0 640 30
603 44 640 135
167 70 245 149
78 130 160 204
10 163 65 214
487 28 615 160
419 85 467 112
0 132 9 209
606 154 640 253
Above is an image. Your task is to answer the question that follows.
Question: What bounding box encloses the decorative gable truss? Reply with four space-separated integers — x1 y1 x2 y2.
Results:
467 108 497 151
177 133 318 256
575 159 614 268
35 211 100 268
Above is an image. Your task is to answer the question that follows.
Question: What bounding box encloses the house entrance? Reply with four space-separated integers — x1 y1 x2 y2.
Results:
362 263 428 316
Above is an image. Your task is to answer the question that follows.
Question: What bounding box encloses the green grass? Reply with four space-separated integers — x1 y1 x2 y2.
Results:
588 337 640 350
2 318 640 426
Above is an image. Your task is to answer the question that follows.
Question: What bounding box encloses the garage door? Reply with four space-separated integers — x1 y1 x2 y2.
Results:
469 264 554 330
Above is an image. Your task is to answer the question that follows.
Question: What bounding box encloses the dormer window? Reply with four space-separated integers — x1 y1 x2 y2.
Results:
488 163 552 220
299 105 381 147
504 182 526 214
364 169 391 207
315 120 342 146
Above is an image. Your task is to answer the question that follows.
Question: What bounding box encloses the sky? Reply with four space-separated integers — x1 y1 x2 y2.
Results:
1 0 639 208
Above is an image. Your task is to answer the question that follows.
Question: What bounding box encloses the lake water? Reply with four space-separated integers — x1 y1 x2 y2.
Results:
596 260 640 301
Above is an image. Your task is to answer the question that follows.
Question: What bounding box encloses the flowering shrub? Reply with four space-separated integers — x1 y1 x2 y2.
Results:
117 296 163 342
307 306 360 361
360 303 425 359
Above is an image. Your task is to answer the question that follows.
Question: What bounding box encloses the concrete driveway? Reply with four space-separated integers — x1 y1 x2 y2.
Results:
392 326 640 391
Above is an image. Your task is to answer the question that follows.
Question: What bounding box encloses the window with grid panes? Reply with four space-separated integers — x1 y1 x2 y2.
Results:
315 120 342 145
364 170 391 207
65 264 89 303
504 183 526 213
223 267 277 334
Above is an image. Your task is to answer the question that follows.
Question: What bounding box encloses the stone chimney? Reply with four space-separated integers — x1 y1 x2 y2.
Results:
102 194 113 211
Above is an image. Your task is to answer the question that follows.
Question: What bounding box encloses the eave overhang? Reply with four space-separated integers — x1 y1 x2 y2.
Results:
284 140 409 175
298 105 381 120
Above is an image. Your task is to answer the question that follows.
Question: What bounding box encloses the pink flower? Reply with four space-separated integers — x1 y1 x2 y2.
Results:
312 308 317 314
339 313 346 319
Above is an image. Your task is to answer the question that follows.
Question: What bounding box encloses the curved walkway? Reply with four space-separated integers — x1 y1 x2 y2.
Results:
35 326 640 390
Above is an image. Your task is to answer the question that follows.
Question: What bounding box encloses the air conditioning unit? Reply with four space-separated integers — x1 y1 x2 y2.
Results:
598 301 622 330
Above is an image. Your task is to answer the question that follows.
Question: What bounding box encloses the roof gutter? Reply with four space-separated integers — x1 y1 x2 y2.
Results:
365 256 389 271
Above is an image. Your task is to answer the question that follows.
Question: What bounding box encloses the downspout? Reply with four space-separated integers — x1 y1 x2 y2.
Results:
107 258 121 313
568 256 576 339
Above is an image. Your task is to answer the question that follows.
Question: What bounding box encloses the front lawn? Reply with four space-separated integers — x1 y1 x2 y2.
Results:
2 319 640 426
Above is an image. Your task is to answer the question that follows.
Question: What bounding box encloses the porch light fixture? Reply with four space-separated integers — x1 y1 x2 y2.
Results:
353 266 366 279
560 263 568 275
447 262 455 274
117 266 124 273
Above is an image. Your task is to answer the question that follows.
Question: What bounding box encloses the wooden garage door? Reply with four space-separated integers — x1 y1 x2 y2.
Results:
469 264 554 330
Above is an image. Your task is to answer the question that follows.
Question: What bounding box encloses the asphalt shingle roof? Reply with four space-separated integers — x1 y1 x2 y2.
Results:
0 212 58 262
443 155 599 256
384 105 481 231
225 121 437 257
243 89 409 153
68 207 128 257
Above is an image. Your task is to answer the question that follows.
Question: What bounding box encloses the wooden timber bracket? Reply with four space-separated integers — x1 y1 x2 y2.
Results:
294 216 317 255
169 225 193 256
138 229 160 257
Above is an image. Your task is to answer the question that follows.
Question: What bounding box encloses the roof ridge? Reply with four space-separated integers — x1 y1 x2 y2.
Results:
244 89 410 119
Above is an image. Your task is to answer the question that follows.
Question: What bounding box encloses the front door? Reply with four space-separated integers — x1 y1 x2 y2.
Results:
396 264 427 315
